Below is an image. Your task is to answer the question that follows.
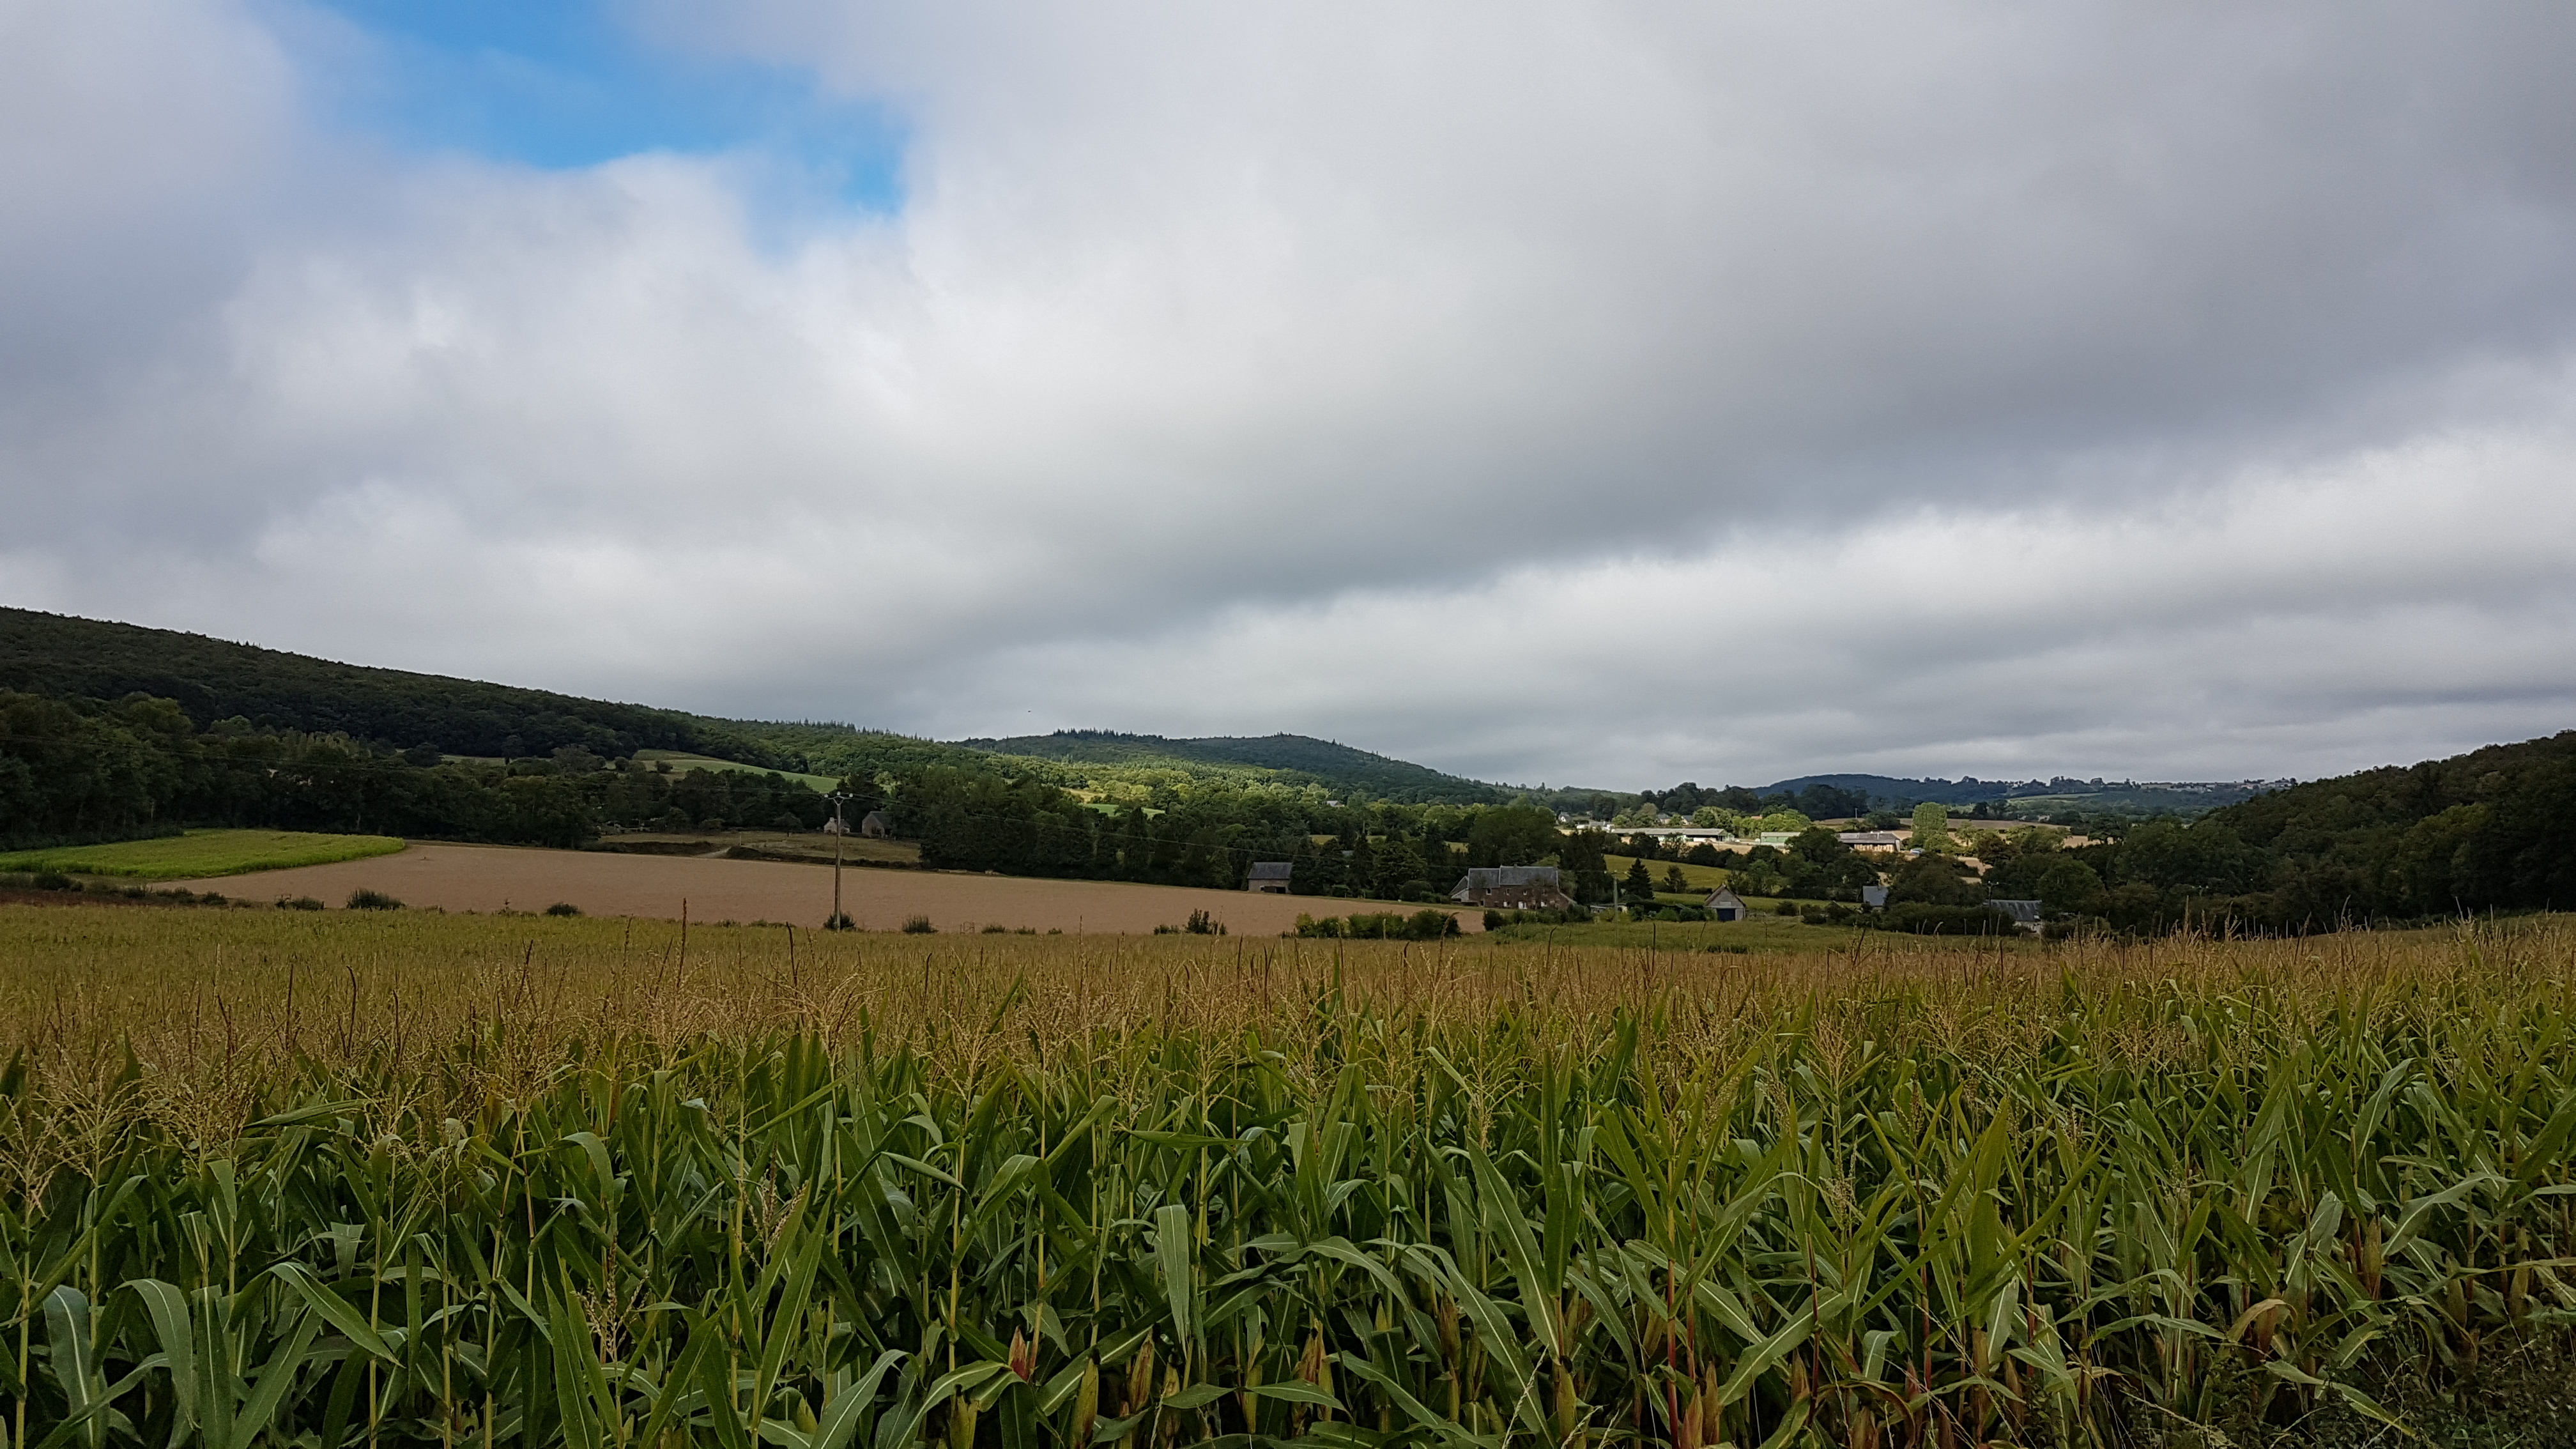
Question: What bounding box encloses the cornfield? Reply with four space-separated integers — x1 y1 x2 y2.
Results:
1 905 2572 1448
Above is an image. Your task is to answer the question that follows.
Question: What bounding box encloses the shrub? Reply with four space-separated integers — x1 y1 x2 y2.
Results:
544 902 581 917
32 872 76 892
277 896 325 911
346 889 404 910
1183 910 1225 936
1306 910 1459 940
1775 899 1800 916
900 916 936 934
822 912 854 931
197 891 226 906
982 923 1008 934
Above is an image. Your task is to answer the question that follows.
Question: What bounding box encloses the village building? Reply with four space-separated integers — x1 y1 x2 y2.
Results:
857 810 890 839
1245 861 1293 894
1991 898 2043 931
1450 866 1576 910
1837 831 1905 852
1705 888 1747 922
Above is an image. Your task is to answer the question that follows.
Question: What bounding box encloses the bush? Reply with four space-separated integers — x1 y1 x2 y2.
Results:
982 923 1008 934
1184 910 1225 935
346 888 404 910
1482 906 1593 929
1774 900 1799 916
32 872 76 892
1294 909 1457 940
197 891 226 906
822 912 854 931
544 902 582 917
900 916 936 934
277 896 325 911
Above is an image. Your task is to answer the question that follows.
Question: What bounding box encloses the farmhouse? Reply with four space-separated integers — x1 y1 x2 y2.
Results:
1705 888 1747 922
1245 861 1293 894
1450 866 1575 910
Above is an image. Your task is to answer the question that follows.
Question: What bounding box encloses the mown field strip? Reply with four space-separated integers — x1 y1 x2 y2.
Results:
0 829 405 880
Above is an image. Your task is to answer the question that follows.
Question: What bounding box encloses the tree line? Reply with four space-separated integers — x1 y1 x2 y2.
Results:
0 689 835 850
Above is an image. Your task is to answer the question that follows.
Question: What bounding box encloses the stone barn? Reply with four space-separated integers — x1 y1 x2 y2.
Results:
1245 861 1293 894
1450 866 1576 910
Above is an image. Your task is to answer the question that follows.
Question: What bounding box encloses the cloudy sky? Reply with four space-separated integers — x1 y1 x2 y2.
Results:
5 1 2575 790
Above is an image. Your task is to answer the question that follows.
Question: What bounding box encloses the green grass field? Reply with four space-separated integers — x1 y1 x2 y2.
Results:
1605 851 1735 891
0 828 404 879
630 748 847 792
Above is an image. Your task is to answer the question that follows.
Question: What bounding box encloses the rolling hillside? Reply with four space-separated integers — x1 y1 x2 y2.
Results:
0 606 786 766
960 730 1514 805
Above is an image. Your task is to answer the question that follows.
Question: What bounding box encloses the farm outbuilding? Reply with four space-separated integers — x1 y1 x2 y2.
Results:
1705 888 1747 922
1450 866 1575 910
1992 898 2043 931
1246 861 1293 894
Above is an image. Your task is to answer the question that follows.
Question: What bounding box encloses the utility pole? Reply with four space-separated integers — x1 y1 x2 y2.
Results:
826 792 855 930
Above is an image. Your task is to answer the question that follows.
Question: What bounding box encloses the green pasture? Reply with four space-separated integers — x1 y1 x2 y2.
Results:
631 749 846 792
1604 852 1735 892
0 829 405 880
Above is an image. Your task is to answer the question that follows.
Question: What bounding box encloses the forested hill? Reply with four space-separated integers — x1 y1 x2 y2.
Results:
960 730 1515 805
2191 728 2576 917
1761 772 2277 813
0 607 799 767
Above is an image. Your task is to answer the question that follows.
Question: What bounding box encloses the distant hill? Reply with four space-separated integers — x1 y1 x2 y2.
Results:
959 730 1514 805
0 606 798 768
1762 772 2283 815
0 608 2287 814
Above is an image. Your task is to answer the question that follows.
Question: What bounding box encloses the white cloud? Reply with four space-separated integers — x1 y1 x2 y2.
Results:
4 0 2575 786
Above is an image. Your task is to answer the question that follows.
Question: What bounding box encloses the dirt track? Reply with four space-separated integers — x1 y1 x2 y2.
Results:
196 842 1475 935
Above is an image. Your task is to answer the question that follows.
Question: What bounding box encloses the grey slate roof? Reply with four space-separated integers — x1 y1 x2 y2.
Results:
1247 861 1294 881
1454 866 1562 889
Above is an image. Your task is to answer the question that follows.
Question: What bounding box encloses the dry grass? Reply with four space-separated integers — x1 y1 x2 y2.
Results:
2 901 2560 1080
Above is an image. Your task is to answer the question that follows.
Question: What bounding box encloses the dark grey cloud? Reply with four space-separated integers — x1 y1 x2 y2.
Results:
4 0 2575 786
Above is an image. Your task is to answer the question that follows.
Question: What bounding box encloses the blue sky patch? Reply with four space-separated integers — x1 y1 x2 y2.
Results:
308 0 905 210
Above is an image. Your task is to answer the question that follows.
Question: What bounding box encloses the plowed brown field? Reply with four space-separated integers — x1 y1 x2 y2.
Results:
194 841 1475 935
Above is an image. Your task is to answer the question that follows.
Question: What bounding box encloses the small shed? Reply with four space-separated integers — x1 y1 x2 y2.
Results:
1451 866 1575 910
857 810 891 839
1861 885 1890 910
1246 861 1294 894
1705 889 1747 922
1991 898 2043 931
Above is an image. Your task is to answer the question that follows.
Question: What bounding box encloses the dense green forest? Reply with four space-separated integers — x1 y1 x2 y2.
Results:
0 689 834 850
1933 730 2576 930
0 608 810 768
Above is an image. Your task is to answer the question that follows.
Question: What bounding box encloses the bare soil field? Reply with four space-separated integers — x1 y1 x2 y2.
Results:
192 840 1473 935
